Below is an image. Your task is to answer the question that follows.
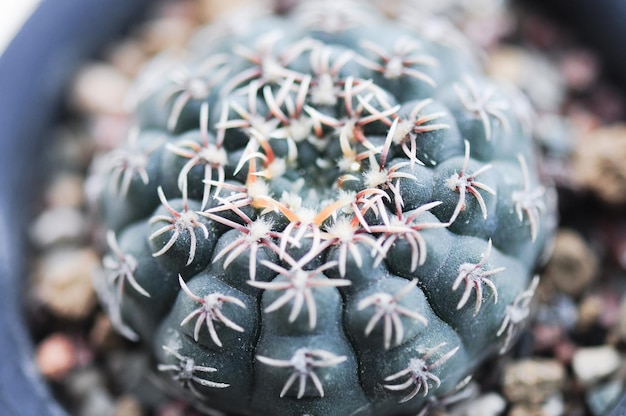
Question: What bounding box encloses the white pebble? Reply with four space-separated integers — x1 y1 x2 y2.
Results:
31 207 88 248
457 392 507 416
71 63 130 115
542 394 565 416
46 173 85 208
572 346 621 386
34 247 99 320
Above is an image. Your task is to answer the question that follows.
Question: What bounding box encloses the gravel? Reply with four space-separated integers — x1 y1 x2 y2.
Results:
25 0 626 415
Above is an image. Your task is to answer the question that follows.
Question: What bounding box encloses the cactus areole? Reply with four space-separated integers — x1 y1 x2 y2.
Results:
90 2 557 415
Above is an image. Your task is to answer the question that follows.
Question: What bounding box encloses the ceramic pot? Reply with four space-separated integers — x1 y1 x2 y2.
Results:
0 1 149 414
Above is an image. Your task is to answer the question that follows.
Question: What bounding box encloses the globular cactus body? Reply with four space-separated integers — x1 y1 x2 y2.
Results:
91 2 556 415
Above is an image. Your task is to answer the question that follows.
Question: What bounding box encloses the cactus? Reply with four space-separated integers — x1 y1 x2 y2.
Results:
90 1 557 415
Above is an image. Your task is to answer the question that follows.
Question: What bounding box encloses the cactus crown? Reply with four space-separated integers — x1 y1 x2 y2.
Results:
91 1 556 415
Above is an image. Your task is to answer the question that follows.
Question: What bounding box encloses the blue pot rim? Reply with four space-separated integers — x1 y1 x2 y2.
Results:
0 1 149 414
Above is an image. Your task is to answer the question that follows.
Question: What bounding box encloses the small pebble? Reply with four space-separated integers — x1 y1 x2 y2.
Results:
30 207 88 248
542 394 566 416
107 39 149 77
34 247 100 320
542 229 599 298
36 333 77 381
198 0 257 22
572 345 621 386
507 395 565 416
507 403 546 416
113 395 144 416
138 17 195 54
586 379 624 416
502 359 565 405
576 294 603 331
573 124 626 205
45 173 85 209
71 63 131 115
453 392 506 416
64 366 107 397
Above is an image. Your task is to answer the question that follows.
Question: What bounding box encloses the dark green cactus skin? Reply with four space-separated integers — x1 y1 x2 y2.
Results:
91 2 557 415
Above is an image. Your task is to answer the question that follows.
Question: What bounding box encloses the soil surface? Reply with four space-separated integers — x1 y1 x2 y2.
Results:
26 1 626 415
